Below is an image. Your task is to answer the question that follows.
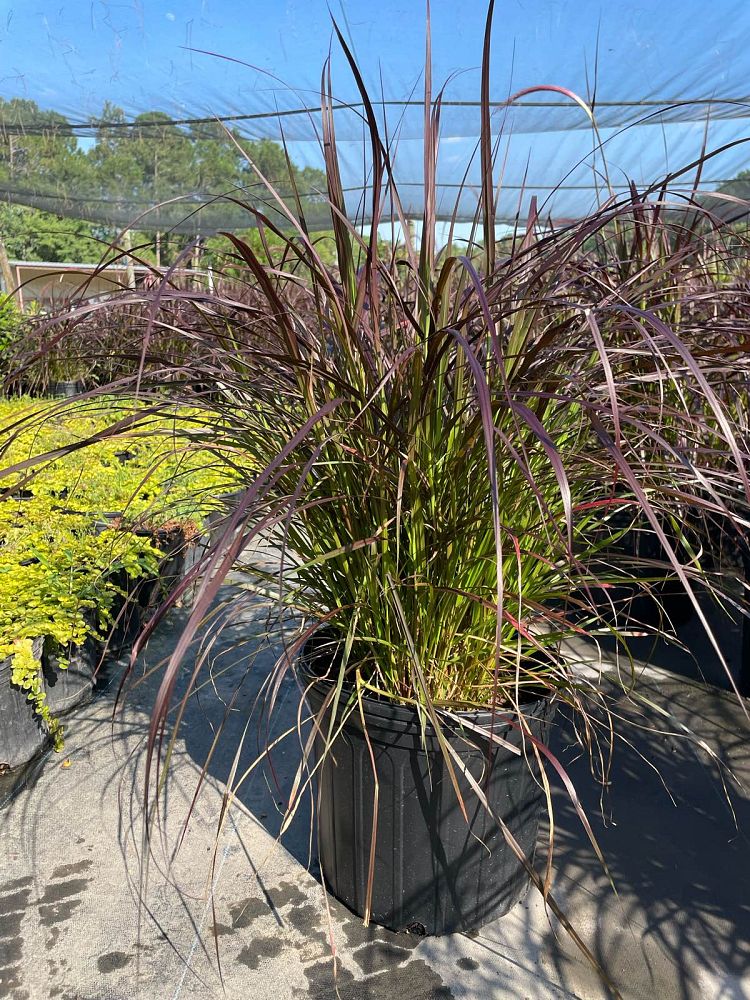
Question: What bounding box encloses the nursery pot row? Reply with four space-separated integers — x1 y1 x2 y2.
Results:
0 534 193 776
302 646 555 936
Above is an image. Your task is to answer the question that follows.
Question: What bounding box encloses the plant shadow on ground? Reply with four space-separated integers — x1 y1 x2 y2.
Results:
171 584 750 999
535 672 750 998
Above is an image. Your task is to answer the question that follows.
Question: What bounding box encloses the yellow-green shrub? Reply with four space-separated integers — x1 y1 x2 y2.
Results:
0 511 161 749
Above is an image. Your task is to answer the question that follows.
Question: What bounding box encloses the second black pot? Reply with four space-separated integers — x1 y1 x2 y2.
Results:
106 568 146 657
304 665 554 936
140 527 190 608
598 515 695 629
42 630 102 716
0 638 49 772
48 380 84 399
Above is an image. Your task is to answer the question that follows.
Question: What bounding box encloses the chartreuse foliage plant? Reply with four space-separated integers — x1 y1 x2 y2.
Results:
0 395 247 525
8 640 57 746
0 297 25 354
0 396 247 749
0 500 161 747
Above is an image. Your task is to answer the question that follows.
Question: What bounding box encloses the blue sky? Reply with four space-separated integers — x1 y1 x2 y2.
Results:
0 1 749 221
1 1 745 123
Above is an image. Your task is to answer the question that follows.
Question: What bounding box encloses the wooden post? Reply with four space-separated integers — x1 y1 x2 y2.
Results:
405 218 416 252
192 234 203 289
0 235 20 308
122 229 136 289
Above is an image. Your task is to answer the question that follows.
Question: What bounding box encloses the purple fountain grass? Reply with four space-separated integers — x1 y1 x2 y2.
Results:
3 3 750 991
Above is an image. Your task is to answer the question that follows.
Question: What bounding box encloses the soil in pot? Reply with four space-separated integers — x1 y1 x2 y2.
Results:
302 644 555 936
0 637 49 771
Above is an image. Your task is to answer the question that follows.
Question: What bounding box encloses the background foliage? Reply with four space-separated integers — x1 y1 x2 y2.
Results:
0 97 328 261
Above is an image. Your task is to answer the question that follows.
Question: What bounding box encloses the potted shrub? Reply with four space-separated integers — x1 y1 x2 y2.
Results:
121 13 750 978
0 547 72 763
0 493 162 749
0 396 235 685
40 525 162 710
13 11 750 987
129 173 748 946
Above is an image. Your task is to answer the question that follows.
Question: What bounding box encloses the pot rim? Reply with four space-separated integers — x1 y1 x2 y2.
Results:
299 636 554 731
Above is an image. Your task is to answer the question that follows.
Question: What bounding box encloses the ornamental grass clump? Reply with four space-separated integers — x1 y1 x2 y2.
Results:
137 96 750 708
11 3 750 986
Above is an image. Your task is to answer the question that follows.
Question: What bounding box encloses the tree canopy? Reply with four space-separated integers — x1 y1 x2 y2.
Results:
0 97 328 262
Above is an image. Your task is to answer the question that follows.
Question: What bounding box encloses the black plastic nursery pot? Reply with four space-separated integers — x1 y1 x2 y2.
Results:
105 528 194 656
134 524 192 613
106 568 146 657
0 638 49 771
601 514 695 629
48 380 84 399
205 490 246 548
303 656 555 936
42 628 103 716
611 576 694 630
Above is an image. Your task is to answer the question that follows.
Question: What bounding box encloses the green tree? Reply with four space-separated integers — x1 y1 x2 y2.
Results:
0 98 84 183
0 204 101 262
718 170 750 200
0 98 330 266
701 170 750 227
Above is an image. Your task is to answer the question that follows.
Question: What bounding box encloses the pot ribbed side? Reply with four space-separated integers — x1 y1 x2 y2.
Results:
304 670 554 935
